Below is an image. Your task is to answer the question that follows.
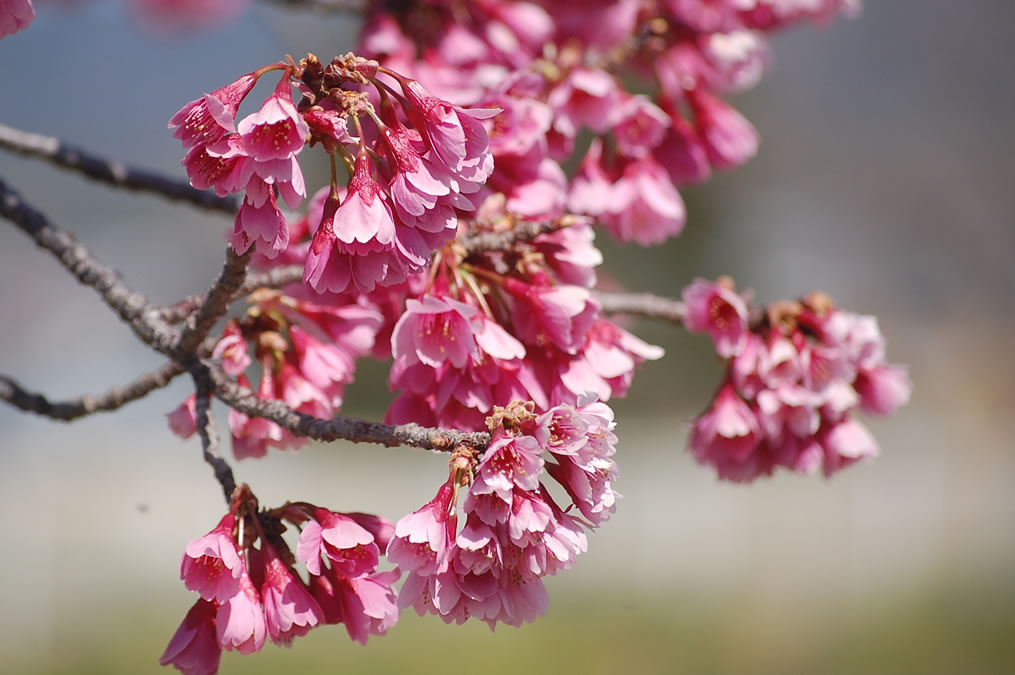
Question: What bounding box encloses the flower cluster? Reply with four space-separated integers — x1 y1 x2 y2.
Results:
359 0 857 245
683 278 911 481
161 488 399 674
167 53 496 292
168 287 382 460
392 399 615 627
385 204 662 431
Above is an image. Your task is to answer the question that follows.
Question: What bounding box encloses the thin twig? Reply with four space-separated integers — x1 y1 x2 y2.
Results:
460 219 567 256
192 373 237 503
174 249 252 355
0 122 239 213
0 175 180 353
0 362 184 422
593 290 686 324
201 361 491 452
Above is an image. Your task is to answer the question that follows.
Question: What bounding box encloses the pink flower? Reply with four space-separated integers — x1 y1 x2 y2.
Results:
655 111 712 185
547 67 619 139
180 513 243 604
689 381 761 468
820 416 879 477
215 569 266 654
296 509 380 578
682 277 749 358
231 187 289 258
160 599 221 675
167 394 197 440
398 78 499 182
0 0 33 39
168 72 256 149
688 89 759 170
387 479 458 576
211 320 250 376
611 95 671 158
603 156 686 245
854 365 912 415
259 543 324 646
311 568 400 644
505 279 600 354
568 139 615 217
236 74 309 161
391 295 480 369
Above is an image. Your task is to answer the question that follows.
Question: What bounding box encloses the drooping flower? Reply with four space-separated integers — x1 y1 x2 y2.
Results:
180 513 244 604
682 277 750 358
258 542 324 646
159 599 221 675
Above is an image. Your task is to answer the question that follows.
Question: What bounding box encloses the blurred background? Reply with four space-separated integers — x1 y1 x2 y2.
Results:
1 2 1012 673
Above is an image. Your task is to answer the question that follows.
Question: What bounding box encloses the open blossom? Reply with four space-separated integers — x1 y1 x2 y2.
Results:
168 72 257 149
160 599 221 675
180 513 244 604
311 567 400 644
259 542 324 646
216 569 266 654
603 156 686 245
682 277 750 358
296 509 380 578
387 478 458 577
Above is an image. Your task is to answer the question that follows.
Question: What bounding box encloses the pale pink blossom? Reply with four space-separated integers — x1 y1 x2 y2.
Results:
689 381 761 468
854 365 912 415
688 89 759 170
391 295 480 370
216 570 266 654
611 95 671 158
296 509 379 578
682 278 749 358
820 416 879 476
160 599 221 675
387 479 458 576
180 513 243 604
259 543 324 646
603 156 686 245
211 320 250 376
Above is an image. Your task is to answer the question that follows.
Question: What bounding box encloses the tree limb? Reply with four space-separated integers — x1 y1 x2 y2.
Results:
193 374 237 503
174 248 251 355
201 360 491 452
593 290 686 324
0 362 184 421
0 175 180 353
0 121 238 213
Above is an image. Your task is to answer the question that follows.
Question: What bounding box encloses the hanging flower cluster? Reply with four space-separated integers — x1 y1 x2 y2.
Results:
682 278 911 481
161 486 399 674
167 53 497 292
392 398 614 627
358 0 858 245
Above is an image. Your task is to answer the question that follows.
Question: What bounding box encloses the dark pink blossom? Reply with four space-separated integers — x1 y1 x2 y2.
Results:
688 89 759 170
854 365 912 415
168 72 256 149
236 74 309 161
310 567 400 644
160 599 221 675
211 320 250 377
689 381 761 471
167 394 197 440
611 95 671 159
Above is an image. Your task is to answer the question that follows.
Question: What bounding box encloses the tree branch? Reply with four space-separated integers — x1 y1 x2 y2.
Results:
192 374 237 503
593 290 686 324
0 362 184 422
460 219 567 256
0 121 238 213
174 248 251 355
200 360 491 452
0 175 180 353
